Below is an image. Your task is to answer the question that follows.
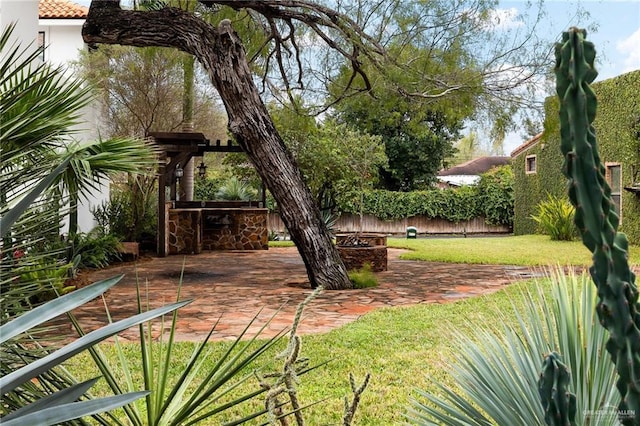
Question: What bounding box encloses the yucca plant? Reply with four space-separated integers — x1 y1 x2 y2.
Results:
407 268 619 425
71 286 290 425
531 194 577 241
215 176 258 201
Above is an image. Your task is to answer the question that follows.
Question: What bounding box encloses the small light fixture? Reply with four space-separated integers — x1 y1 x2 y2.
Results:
174 163 184 179
197 160 207 178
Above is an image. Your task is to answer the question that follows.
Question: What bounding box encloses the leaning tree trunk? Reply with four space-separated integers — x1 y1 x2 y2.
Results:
83 1 352 289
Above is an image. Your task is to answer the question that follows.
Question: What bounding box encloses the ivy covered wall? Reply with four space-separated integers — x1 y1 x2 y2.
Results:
513 70 640 243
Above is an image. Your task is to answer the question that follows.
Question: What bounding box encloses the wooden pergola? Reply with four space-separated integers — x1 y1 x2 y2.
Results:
149 131 248 256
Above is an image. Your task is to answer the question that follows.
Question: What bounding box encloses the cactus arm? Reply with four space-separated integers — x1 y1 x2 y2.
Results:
553 27 640 425
539 352 577 426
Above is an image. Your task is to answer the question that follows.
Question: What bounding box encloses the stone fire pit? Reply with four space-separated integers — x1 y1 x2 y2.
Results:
336 233 388 272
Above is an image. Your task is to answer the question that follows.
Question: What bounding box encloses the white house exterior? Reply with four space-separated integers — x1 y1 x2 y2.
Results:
1 0 106 233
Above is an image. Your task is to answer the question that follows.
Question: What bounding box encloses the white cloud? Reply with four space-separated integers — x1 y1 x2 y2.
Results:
617 27 640 73
484 8 524 31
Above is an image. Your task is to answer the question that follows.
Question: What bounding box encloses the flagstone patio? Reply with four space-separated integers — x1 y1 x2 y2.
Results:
59 247 542 342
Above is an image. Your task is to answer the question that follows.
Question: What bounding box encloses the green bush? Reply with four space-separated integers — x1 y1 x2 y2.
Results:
92 182 157 243
475 165 514 226
531 194 577 241
68 228 122 269
336 166 513 226
194 175 225 200
348 263 379 288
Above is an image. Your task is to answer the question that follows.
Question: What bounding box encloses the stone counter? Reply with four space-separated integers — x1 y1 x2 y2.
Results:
201 208 268 251
168 207 268 254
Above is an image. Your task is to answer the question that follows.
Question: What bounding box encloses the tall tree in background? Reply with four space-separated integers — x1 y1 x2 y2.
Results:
78 45 226 140
83 0 557 289
448 132 489 166
328 0 553 189
266 102 386 208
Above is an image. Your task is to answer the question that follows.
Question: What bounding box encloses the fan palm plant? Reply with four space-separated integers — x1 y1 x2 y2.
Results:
0 24 162 424
1 23 156 317
57 136 157 235
407 268 619 425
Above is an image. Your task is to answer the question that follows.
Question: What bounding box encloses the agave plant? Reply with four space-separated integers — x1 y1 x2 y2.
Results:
407 268 619 425
215 176 258 201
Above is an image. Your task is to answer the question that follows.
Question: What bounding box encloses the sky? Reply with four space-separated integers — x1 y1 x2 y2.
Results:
76 0 639 153
497 0 640 152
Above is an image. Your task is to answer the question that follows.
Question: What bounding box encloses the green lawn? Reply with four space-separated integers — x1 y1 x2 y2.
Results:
69 278 532 425
67 235 639 424
274 234 640 266
391 234 640 266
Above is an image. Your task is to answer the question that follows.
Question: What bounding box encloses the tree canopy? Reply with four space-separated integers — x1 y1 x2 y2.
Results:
82 0 561 289
77 45 227 140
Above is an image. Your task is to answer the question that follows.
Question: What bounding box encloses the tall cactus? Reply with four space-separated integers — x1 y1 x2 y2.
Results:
545 27 640 425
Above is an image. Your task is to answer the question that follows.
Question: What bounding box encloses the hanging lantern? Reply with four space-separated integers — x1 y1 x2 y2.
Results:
197 161 207 178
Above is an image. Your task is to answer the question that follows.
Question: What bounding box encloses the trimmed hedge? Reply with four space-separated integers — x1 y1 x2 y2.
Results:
513 70 640 243
337 166 514 226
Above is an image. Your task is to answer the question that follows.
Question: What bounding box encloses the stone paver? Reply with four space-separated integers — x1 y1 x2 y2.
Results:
55 248 539 342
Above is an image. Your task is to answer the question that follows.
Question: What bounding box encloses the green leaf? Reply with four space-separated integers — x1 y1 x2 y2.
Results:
0 156 71 238
0 299 191 393
1 392 149 426
1 377 100 421
0 275 123 344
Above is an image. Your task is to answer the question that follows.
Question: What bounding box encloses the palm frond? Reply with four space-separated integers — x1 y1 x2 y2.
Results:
57 137 157 202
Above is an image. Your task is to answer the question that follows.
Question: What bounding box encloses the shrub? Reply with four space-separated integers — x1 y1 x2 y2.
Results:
475 165 514 226
348 263 379 288
68 228 122 269
531 194 577 241
407 269 619 425
336 166 513 227
92 181 157 244
194 175 226 200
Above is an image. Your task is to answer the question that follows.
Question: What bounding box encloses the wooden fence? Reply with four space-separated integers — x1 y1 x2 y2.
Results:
268 213 511 235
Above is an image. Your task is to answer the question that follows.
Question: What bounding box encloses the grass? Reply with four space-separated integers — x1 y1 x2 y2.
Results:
68 277 535 424
270 234 640 266
65 235 639 424
388 234 640 266
348 263 379 288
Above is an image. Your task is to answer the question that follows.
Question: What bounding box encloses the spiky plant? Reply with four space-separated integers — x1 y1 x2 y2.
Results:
407 269 619 426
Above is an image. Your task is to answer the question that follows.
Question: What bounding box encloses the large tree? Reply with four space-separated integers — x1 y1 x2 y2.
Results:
83 0 372 289
82 0 555 289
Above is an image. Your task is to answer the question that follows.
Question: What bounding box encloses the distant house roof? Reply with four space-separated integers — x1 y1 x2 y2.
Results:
437 175 481 187
510 132 543 158
438 156 511 177
39 0 88 19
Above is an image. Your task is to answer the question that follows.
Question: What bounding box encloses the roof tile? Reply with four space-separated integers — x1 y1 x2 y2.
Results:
39 0 88 19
